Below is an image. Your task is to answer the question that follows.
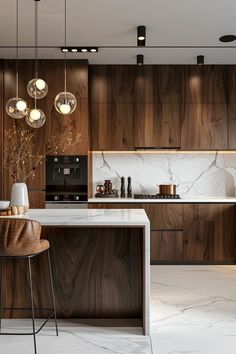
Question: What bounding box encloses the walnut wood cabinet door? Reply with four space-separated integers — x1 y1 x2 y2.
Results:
182 204 236 262
90 102 135 151
151 231 183 262
134 103 181 148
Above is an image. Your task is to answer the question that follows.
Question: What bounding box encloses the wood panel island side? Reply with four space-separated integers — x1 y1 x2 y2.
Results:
0 209 150 335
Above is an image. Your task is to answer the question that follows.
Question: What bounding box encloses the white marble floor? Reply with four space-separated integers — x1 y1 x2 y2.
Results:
1 265 236 354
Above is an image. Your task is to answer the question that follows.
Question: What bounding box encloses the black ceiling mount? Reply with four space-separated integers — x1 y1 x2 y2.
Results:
197 55 204 65
137 54 144 65
219 35 236 43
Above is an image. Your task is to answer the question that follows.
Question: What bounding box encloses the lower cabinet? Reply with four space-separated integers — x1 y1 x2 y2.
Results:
151 231 183 262
89 202 236 263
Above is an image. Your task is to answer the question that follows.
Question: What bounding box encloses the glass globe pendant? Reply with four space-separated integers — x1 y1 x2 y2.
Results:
54 91 77 115
27 78 48 99
26 107 46 128
6 97 27 119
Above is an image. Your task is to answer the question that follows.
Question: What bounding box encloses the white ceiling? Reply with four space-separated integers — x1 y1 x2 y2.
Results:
1 0 236 64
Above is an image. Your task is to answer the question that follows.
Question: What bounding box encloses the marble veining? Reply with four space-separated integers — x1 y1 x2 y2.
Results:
1 265 236 353
92 152 236 197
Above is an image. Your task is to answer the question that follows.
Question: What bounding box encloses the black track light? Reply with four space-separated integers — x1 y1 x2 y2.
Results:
197 55 204 65
60 47 98 53
137 26 146 46
137 54 144 66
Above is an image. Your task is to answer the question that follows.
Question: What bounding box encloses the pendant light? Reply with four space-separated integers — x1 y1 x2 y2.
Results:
27 0 48 99
6 0 27 119
26 1 46 128
54 0 77 115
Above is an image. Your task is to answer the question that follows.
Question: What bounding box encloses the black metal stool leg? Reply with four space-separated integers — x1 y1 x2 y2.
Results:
47 249 58 336
0 257 3 333
28 257 37 354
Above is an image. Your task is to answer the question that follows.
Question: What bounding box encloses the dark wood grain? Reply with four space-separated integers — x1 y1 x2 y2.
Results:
184 65 228 103
0 60 4 200
144 204 183 230
151 231 183 262
135 65 184 103
90 102 134 150
28 191 45 209
2 227 143 320
227 103 236 149
183 204 236 261
89 65 135 102
135 103 181 148
181 103 228 149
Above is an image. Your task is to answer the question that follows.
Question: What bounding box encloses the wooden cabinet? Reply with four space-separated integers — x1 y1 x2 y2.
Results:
181 103 228 150
89 202 236 263
90 102 134 151
134 103 181 148
151 231 183 262
183 204 236 262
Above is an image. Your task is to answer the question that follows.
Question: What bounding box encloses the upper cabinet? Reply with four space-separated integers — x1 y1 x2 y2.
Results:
90 65 135 150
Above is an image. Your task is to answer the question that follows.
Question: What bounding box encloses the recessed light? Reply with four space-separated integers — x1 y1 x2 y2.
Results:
197 55 204 65
90 48 97 52
61 48 69 53
137 54 144 66
71 48 78 52
81 48 88 52
219 34 236 43
137 26 146 46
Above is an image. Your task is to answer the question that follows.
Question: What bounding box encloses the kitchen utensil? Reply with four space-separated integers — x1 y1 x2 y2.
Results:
158 184 177 195
120 177 125 198
127 176 132 198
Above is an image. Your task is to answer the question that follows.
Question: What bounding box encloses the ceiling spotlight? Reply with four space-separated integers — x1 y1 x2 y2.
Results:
81 48 88 52
137 54 144 66
219 34 236 43
90 48 97 52
71 48 78 52
197 55 204 65
137 25 146 46
62 48 69 53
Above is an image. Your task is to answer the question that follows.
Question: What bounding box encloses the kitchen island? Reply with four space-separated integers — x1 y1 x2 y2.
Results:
0 209 150 335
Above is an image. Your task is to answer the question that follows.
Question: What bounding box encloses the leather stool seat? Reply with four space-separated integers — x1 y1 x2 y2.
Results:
0 218 49 256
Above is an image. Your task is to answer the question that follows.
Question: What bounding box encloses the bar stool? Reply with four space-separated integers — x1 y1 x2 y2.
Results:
0 218 58 354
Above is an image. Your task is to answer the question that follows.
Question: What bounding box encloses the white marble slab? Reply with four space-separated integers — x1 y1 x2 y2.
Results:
9 208 150 227
92 151 236 198
89 197 236 203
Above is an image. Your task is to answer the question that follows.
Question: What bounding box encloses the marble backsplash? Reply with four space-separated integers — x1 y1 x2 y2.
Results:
92 152 236 197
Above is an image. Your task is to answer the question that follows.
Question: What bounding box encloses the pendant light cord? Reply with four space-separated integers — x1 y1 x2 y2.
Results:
16 0 19 98
64 0 67 93
34 0 38 109
35 0 38 79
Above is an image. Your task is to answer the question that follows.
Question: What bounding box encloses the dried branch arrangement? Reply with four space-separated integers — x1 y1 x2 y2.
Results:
4 126 81 183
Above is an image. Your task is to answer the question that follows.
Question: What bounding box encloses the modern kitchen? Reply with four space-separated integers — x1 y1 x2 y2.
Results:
1 0 236 353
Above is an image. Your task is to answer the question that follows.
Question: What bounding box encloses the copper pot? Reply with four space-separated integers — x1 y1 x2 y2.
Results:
158 184 177 195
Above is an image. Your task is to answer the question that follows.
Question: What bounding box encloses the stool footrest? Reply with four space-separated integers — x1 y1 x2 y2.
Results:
0 308 56 336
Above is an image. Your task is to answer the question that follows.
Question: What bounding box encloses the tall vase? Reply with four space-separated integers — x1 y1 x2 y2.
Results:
10 183 29 213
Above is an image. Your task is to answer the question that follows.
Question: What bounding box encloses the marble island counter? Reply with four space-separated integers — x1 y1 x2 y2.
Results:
24 208 150 226
0 208 150 335
88 197 236 203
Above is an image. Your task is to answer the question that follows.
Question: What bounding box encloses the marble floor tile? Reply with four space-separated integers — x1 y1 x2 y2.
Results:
1 265 236 354
151 265 236 354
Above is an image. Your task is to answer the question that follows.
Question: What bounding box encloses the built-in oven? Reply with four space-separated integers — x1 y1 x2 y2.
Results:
45 155 88 208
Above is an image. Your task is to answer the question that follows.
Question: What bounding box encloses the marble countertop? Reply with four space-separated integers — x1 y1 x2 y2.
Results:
88 197 236 204
7 209 150 227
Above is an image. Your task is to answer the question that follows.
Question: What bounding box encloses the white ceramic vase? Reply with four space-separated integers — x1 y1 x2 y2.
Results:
10 183 29 212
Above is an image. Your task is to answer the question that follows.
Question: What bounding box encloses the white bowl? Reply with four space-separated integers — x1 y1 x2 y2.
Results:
0 201 10 211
